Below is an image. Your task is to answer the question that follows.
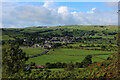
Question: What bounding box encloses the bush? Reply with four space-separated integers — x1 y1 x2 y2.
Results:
30 62 36 66
64 62 74 71
45 62 68 69
2 43 27 78
81 55 92 68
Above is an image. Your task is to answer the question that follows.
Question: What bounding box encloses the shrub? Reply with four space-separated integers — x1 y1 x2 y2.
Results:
81 55 92 68
64 62 74 71
2 43 27 78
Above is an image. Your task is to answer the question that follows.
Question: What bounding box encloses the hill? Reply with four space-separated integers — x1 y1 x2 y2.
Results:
2 25 118 40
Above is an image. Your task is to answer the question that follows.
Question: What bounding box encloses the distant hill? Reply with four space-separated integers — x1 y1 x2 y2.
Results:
2 25 118 41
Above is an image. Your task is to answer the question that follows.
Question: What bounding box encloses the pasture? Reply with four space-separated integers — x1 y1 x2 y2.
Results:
22 47 45 57
25 48 113 65
2 25 118 40
31 68 84 72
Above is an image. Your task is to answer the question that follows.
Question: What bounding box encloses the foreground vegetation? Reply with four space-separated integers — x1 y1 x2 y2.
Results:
2 43 120 79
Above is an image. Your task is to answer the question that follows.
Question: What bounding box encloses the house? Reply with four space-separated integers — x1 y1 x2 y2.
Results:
43 44 53 49
36 66 44 69
45 40 50 43
23 38 27 41
32 44 40 47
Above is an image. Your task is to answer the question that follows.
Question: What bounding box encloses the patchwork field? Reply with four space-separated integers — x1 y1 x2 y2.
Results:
2 25 119 78
24 48 113 65
2 25 118 40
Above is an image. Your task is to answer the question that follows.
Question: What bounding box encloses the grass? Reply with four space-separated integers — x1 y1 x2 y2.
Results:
31 68 85 71
92 55 111 62
31 68 64 72
49 48 113 56
64 25 118 32
22 47 45 56
26 48 113 65
2 35 15 40
48 68 64 71
2 25 118 40
26 54 86 64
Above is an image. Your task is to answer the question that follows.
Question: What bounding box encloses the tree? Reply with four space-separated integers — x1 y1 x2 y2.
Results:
45 62 51 69
101 45 106 50
65 62 74 71
81 55 92 68
30 62 36 66
2 43 27 78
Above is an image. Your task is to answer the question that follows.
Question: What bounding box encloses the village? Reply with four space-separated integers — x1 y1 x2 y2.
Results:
30 37 76 49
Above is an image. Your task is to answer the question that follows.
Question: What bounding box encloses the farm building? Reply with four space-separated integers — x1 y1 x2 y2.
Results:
26 65 44 69
36 66 44 69
32 44 40 47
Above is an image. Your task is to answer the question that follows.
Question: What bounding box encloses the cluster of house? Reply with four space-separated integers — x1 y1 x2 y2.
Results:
31 37 89 49
32 44 52 49
31 37 74 49
45 37 73 43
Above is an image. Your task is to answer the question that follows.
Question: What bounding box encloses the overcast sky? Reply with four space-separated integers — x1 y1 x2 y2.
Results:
1 1 118 28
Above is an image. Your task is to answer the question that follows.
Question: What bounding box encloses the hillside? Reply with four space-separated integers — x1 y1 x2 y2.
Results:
2 25 118 40
2 25 119 79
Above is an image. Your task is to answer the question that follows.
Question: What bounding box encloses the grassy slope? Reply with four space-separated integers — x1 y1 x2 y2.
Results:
2 35 15 40
22 47 45 57
26 48 113 64
30 54 120 79
26 54 86 64
2 25 118 40
49 48 113 56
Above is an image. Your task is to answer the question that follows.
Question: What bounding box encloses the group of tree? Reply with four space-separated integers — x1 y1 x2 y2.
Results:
45 55 92 69
2 42 28 78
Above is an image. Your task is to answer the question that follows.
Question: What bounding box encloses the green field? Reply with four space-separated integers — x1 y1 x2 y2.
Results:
2 35 15 40
2 25 118 40
48 48 113 56
25 48 113 64
49 68 85 71
22 47 45 56
32 68 85 72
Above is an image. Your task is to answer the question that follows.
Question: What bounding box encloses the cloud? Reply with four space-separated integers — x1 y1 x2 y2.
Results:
87 8 99 13
105 2 118 8
2 2 118 28
0 2 2 28
107 0 119 2
58 6 69 14
43 1 54 8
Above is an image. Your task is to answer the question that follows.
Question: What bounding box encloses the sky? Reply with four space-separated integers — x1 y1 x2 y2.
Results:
1 1 119 28
1 0 120 2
